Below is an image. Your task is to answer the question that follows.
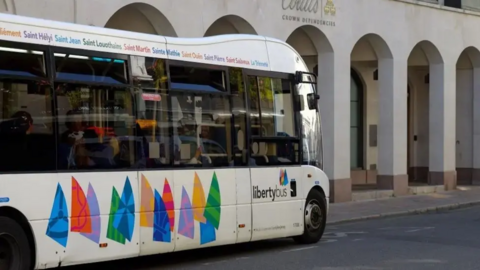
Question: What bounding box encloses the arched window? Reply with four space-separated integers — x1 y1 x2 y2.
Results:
350 69 364 169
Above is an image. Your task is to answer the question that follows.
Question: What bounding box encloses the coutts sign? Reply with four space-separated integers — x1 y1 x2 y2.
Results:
282 0 319 13
281 0 335 27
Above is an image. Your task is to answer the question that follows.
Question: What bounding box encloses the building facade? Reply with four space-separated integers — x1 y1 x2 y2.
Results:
3 0 480 203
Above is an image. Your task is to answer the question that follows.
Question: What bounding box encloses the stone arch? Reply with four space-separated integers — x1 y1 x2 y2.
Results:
456 46 480 185
0 0 15 14
350 33 398 190
286 25 333 54
104 3 177 36
351 33 393 60
286 25 333 72
457 46 480 69
408 40 443 66
286 25 340 200
204 15 256 36
408 40 449 187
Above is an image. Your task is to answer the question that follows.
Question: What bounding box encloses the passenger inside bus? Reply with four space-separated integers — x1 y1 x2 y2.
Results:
197 125 214 166
0 111 35 171
58 110 116 169
172 120 186 164
177 121 211 166
140 124 176 167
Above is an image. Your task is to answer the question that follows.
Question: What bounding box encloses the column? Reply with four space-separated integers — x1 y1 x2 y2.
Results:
318 51 351 202
472 67 480 184
377 58 409 196
429 61 457 190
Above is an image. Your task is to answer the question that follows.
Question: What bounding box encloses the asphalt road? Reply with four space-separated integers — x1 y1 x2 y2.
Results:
66 205 480 270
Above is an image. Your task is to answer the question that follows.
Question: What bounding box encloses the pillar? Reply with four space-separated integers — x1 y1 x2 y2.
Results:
472 67 480 184
318 51 352 203
428 61 457 190
377 58 409 196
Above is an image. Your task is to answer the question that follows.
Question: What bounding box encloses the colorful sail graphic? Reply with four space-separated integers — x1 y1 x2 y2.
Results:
139 176 175 241
204 172 221 230
153 190 171 242
106 188 126 244
178 187 194 239
46 183 69 247
200 220 216 245
177 171 222 244
162 178 175 232
113 177 135 242
279 169 289 186
192 172 206 223
80 183 101 244
46 176 137 247
140 174 154 228
70 177 92 233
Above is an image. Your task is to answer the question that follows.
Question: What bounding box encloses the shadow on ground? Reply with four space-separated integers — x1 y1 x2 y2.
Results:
65 238 308 269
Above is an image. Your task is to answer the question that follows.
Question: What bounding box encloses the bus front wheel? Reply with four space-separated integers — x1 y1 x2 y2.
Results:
0 217 31 270
293 189 326 244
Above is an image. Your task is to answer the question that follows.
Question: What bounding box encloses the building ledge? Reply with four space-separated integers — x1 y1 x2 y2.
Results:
392 0 480 17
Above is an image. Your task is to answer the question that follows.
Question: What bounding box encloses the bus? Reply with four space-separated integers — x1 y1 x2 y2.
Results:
0 13 329 269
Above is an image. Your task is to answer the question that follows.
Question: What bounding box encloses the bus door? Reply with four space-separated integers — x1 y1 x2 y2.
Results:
248 74 305 241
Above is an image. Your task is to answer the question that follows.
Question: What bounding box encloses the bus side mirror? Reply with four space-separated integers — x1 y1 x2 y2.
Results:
294 72 302 84
307 93 319 110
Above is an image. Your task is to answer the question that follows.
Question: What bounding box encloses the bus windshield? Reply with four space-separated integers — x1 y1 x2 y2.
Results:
296 72 323 169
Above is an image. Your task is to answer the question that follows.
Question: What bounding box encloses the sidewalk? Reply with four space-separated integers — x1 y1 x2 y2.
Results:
327 186 480 224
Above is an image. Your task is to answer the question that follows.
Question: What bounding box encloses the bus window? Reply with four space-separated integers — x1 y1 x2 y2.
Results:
169 64 226 93
55 53 128 84
247 75 300 166
170 92 232 167
229 67 248 166
168 63 231 167
247 76 261 136
0 43 55 172
132 56 170 168
260 77 296 137
54 53 137 170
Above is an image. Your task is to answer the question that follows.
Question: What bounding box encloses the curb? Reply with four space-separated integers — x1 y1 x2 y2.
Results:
326 200 480 225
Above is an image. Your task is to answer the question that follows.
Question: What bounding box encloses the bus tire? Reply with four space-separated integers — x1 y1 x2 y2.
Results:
0 216 32 270
293 189 326 244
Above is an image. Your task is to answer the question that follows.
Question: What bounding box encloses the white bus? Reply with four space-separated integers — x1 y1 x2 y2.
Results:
0 13 329 269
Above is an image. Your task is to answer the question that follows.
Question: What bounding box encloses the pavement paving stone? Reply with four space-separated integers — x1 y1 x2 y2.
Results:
328 186 480 224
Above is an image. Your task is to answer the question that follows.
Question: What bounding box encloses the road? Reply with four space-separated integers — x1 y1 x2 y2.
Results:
66 205 480 270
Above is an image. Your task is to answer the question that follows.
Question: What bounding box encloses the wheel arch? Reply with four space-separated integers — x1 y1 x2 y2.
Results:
293 183 327 244
307 185 329 215
310 185 326 198
0 206 37 268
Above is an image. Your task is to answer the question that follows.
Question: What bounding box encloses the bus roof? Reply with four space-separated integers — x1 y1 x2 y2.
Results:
0 13 305 74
